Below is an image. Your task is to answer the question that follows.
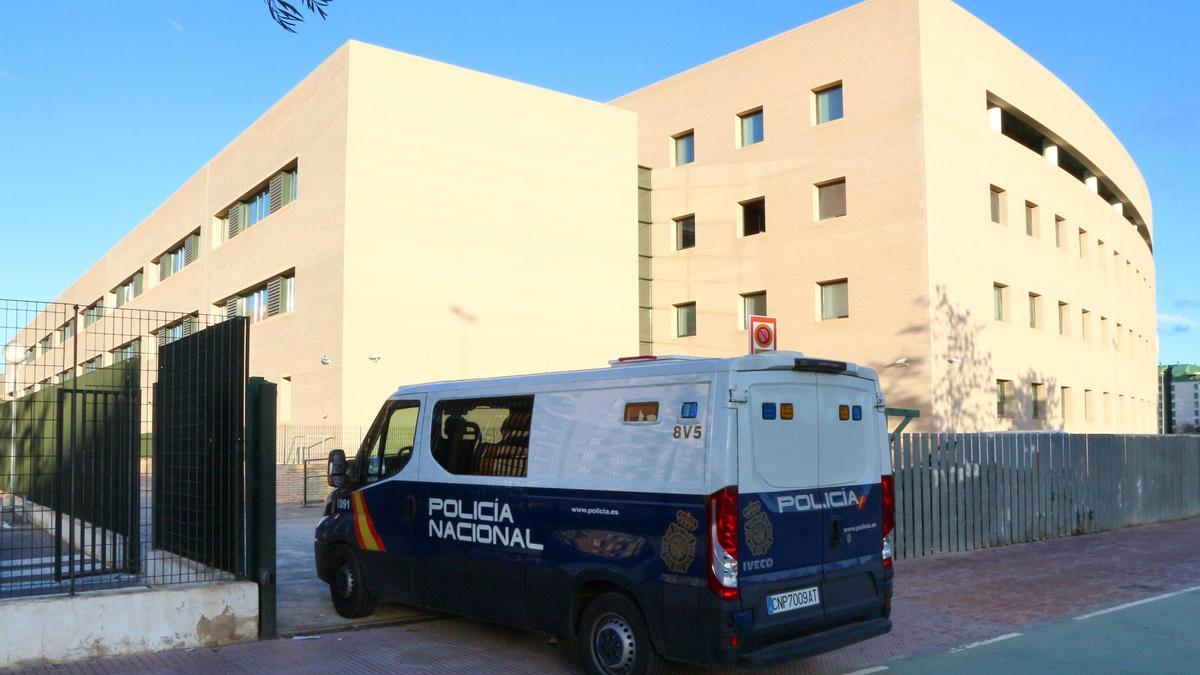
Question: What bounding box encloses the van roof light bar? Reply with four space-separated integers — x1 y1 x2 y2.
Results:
793 357 848 373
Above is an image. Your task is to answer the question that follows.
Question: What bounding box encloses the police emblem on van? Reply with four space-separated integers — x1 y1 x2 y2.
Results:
660 510 699 573
743 500 774 556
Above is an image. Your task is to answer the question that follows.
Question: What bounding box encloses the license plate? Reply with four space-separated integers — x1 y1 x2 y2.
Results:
766 586 820 615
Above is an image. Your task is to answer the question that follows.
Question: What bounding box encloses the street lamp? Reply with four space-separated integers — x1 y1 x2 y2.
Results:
3 342 25 516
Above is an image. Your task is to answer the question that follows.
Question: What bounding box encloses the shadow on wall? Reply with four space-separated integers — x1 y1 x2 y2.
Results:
928 285 1059 431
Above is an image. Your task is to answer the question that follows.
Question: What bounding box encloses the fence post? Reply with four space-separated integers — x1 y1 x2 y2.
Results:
246 377 278 640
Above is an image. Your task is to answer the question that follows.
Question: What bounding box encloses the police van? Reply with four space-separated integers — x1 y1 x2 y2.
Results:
314 351 894 673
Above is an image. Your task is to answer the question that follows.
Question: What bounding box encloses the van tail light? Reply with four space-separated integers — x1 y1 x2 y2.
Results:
706 486 739 601
881 474 895 568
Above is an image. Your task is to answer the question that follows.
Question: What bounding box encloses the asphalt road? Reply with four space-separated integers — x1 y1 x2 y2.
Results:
883 586 1200 674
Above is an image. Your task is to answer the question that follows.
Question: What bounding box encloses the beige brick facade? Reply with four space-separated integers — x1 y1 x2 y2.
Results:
612 0 1157 432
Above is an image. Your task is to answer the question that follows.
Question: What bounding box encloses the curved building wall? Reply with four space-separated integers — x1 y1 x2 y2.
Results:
917 0 1157 431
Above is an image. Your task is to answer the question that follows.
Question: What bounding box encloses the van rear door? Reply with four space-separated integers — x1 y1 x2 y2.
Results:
734 371 828 636
734 367 885 639
814 372 885 624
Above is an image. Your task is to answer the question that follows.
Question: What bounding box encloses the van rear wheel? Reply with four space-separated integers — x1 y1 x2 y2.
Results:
578 592 664 675
329 546 376 618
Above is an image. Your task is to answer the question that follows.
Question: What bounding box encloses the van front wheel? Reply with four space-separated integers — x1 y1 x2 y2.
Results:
329 546 376 618
578 592 664 675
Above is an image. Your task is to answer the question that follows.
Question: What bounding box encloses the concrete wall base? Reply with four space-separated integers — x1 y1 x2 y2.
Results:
0 581 258 669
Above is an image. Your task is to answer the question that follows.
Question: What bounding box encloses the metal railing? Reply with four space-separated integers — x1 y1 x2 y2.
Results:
891 432 1200 561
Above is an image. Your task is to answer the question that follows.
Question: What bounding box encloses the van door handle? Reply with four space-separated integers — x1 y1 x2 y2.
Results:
829 517 842 549
404 495 416 524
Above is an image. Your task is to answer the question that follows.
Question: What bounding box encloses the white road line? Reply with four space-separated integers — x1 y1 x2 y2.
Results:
1074 586 1200 621
948 632 1022 653
841 667 889 675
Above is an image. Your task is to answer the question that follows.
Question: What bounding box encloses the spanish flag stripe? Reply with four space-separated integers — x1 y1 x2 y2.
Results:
352 492 386 552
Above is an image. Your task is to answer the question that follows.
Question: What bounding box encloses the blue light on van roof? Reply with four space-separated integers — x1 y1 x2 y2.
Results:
681 402 698 419
852 405 862 421
762 402 776 420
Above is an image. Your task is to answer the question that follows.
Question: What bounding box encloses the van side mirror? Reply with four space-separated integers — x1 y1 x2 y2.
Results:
328 449 347 488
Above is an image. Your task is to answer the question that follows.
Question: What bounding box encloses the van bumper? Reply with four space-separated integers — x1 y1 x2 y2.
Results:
738 618 892 668
314 540 333 582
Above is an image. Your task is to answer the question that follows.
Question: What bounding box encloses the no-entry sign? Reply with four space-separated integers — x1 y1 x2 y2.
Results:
748 315 777 354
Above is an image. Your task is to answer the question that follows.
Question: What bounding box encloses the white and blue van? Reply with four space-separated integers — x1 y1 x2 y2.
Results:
314 351 894 673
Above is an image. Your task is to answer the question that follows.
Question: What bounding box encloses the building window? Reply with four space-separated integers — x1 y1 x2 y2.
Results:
1024 201 1039 238
59 320 75 342
989 186 1006 224
82 299 105 328
1055 216 1067 249
816 179 847 220
223 166 299 240
1032 383 1046 420
993 283 1009 322
1081 309 1091 341
157 232 200 282
996 379 1014 417
59 369 74 384
1028 293 1042 330
673 130 695 166
738 108 764 146
1100 316 1109 347
113 271 143 308
741 292 767 329
82 355 104 374
247 186 271 227
1078 228 1088 259
819 280 849 321
675 302 696 337
675 215 695 250
38 334 52 355
225 274 296 324
111 338 141 364
1061 386 1072 421
814 83 843 124
1057 302 1070 336
740 197 766 236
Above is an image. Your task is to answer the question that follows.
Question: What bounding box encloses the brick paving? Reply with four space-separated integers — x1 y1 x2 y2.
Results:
20 517 1200 674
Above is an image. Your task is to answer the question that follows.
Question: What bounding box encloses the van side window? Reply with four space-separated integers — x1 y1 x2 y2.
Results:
362 401 420 483
430 395 533 477
623 401 659 422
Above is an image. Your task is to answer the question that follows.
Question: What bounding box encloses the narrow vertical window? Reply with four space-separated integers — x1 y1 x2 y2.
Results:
1024 201 1039 238
1057 301 1069 336
819 280 849 321
1081 309 1091 341
814 83 844 124
1078 228 1088 259
675 215 696 250
740 197 766 236
816 179 847 220
1055 216 1067 249
996 379 1014 417
1028 293 1042 329
989 186 1005 224
1061 386 1072 421
675 302 696 337
993 283 1008 322
1032 383 1045 420
673 131 695 167
738 108 764 146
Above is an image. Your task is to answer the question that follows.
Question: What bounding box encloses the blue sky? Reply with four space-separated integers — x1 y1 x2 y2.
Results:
0 0 1196 362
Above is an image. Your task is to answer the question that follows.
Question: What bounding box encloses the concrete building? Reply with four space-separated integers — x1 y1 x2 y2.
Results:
1159 365 1200 433
613 0 1157 432
10 0 1157 433
7 42 638 429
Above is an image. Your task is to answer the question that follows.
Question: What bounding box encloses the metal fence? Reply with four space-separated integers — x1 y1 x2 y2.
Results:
0 299 253 598
891 433 1200 561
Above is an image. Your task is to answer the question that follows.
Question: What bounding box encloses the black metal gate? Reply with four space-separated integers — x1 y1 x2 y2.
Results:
54 385 141 581
152 318 248 576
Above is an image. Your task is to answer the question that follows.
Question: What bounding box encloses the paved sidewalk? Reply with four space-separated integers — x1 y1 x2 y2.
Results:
21 517 1200 674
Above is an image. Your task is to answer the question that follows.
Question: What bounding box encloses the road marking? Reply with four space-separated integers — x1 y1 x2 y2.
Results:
948 632 1022 653
841 667 889 675
1074 586 1200 621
